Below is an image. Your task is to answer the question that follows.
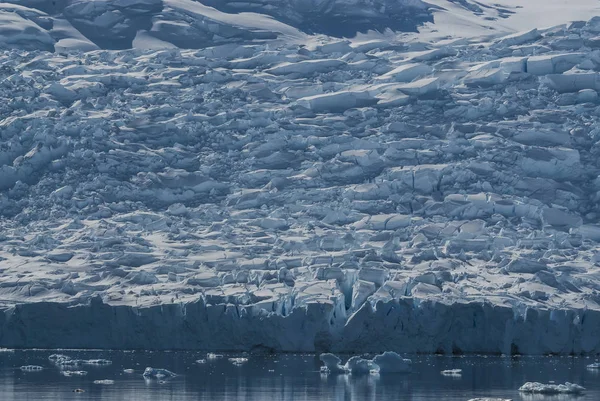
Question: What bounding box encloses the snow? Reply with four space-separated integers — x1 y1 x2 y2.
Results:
519 382 585 394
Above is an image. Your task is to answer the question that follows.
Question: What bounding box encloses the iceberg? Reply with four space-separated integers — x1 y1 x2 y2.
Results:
142 367 177 379
519 382 585 394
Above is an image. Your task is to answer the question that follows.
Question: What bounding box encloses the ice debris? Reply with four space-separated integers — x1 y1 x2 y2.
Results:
228 358 248 366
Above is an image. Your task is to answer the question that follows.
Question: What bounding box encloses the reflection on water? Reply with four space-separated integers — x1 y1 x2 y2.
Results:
0 351 597 400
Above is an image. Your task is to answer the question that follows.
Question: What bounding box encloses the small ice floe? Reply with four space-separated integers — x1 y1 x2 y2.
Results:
441 369 462 376
519 382 585 394
20 365 43 371
143 367 177 380
62 370 88 377
73 389 85 393
207 353 223 359
84 359 112 366
228 358 248 366
319 351 412 375
195 359 206 364
587 362 600 369
123 369 135 374
93 379 115 385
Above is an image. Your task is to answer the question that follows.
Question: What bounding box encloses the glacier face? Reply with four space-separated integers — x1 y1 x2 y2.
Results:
1 3 600 353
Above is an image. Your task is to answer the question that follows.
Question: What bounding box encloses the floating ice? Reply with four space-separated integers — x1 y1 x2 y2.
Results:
319 354 346 374
20 365 43 371
123 369 135 373
84 359 112 366
143 367 177 379
320 352 412 374
343 356 375 375
228 358 248 366
518 382 585 394
62 371 88 377
468 398 512 401
93 380 115 385
207 353 224 360
371 352 412 373
441 369 462 376
587 363 600 369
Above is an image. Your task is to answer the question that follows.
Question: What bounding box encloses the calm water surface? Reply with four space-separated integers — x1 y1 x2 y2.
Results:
0 350 598 400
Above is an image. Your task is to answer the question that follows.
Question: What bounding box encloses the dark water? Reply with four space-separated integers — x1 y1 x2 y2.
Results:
0 350 599 400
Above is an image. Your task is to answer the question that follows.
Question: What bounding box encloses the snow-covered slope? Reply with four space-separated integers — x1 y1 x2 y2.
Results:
1 0 599 51
2 3 600 353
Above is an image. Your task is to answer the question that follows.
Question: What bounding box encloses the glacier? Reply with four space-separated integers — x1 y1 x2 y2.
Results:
0 1 600 354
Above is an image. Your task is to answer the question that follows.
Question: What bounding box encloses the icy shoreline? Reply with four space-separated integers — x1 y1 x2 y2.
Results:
1 297 599 354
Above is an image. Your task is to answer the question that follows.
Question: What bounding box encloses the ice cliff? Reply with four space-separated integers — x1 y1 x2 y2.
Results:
0 3 600 353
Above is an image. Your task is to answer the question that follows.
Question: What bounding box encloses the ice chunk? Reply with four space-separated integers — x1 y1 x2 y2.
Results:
441 369 462 376
266 60 346 76
371 352 412 373
527 53 586 75
545 72 600 93
62 371 88 377
319 353 345 374
343 356 374 375
229 357 248 365
493 29 542 48
577 89 598 103
351 280 376 310
541 208 582 229
396 77 439 96
297 91 375 113
93 380 115 385
464 68 507 87
142 367 177 379
20 365 43 371
519 382 585 394
84 359 112 366
376 63 432 82
123 369 135 373
207 353 224 359
587 362 600 369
